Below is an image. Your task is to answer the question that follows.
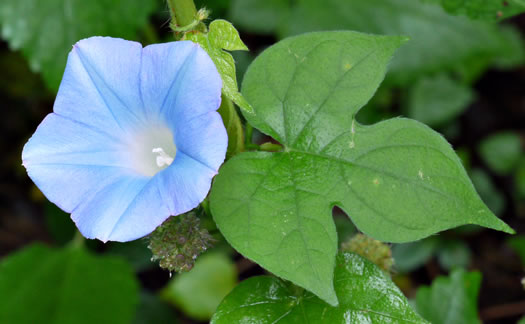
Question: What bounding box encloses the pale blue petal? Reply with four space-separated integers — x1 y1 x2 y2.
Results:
22 113 132 212
140 41 222 128
156 152 218 216
54 37 145 135
175 111 228 172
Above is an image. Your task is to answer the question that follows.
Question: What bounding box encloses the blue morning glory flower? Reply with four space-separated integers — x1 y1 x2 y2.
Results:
22 37 227 242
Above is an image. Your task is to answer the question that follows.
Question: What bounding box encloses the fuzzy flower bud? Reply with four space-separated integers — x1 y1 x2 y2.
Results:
341 233 394 273
148 213 214 272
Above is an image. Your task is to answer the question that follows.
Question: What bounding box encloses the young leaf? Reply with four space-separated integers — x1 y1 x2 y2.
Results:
415 269 482 324
161 253 237 321
0 0 157 92
186 20 253 114
211 253 428 324
0 244 139 324
407 74 475 128
210 31 512 305
478 132 522 175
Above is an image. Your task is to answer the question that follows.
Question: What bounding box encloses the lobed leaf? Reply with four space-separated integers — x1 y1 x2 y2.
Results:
210 31 512 305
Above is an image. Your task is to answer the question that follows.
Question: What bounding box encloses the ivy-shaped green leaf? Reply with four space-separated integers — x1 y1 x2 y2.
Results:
0 244 139 324
415 269 482 324
0 0 157 92
210 31 512 305
187 19 253 114
211 253 428 323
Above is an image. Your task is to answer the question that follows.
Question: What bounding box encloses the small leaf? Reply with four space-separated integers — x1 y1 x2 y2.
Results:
218 95 245 158
392 237 440 273
479 132 522 175
407 74 475 127
436 240 472 270
0 0 157 92
211 253 428 323
186 22 253 114
0 244 139 324
161 252 237 321
209 19 249 51
210 31 512 305
415 269 482 324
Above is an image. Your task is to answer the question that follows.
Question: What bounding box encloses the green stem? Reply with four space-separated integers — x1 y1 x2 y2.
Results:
167 0 198 28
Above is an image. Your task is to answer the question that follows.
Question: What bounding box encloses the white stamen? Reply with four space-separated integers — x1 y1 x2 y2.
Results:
152 147 174 167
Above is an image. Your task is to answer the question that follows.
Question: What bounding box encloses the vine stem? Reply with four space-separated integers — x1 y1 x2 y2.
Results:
167 0 198 28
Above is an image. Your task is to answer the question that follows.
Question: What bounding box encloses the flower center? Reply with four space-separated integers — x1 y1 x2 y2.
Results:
152 147 174 167
129 125 177 177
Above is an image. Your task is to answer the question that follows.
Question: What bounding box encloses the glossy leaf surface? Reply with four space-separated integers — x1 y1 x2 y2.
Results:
212 253 427 324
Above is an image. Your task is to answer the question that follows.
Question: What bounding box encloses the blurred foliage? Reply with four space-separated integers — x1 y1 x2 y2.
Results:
479 131 523 175
406 74 475 127
507 236 525 265
0 0 158 92
133 292 178 324
0 244 139 324
230 0 524 86
161 252 237 321
428 0 525 21
415 269 482 324
470 168 506 215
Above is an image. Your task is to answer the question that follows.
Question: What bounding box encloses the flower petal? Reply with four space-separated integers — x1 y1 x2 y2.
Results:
88 152 218 242
55 37 145 135
140 41 222 127
157 152 218 217
175 111 228 172
22 113 131 212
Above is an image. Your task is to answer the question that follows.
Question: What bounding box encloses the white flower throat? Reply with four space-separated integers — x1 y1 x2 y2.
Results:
129 125 177 177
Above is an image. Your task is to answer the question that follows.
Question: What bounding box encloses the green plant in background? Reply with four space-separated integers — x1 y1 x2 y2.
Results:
0 0 524 323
